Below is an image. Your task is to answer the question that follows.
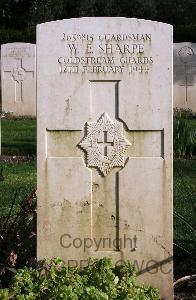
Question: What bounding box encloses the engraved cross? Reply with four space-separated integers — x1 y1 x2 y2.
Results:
178 46 196 104
46 81 164 254
3 58 34 102
97 131 114 156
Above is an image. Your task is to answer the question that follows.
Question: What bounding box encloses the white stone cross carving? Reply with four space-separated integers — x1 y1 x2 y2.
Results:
3 58 34 102
178 46 196 104
47 81 163 252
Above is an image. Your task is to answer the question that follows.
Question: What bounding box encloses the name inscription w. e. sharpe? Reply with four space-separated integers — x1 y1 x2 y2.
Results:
58 33 153 74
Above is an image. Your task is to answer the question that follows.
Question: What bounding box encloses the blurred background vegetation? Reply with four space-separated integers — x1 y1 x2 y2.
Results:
0 0 196 44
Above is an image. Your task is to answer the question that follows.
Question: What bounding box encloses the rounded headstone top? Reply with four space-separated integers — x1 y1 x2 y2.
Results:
37 17 173 29
1 43 36 59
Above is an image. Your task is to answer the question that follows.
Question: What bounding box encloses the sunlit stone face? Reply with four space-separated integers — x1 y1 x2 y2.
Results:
1 43 36 116
37 18 173 300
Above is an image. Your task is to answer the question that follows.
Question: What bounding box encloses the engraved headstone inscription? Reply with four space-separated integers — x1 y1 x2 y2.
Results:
37 18 173 299
1 43 36 117
174 42 196 112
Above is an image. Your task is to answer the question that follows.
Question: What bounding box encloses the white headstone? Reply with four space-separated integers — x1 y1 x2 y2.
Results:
1 43 36 117
37 18 173 299
174 42 196 112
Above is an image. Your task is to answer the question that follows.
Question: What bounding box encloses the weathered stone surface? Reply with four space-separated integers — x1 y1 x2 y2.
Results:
174 42 196 112
1 43 36 117
37 18 173 299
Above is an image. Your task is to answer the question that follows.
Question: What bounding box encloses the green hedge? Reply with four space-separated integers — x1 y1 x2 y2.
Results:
0 27 36 45
174 25 196 43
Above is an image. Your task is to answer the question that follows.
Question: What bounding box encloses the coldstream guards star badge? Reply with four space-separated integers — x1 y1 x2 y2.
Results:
79 112 131 176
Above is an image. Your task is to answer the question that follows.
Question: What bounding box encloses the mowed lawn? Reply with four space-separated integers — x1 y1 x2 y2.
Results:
1 118 36 156
0 161 36 215
0 118 36 215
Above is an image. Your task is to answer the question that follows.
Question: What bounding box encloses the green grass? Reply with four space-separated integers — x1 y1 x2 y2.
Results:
173 159 196 254
187 118 196 131
0 119 37 215
1 119 36 156
0 161 36 215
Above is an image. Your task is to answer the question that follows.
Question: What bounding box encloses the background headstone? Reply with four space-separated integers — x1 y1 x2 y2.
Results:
1 43 36 117
174 42 196 112
37 18 173 299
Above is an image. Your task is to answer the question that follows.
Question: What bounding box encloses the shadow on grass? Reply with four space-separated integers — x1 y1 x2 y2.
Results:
2 143 36 156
